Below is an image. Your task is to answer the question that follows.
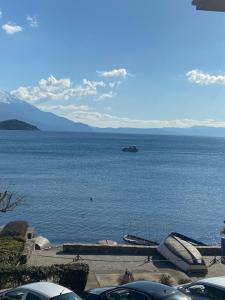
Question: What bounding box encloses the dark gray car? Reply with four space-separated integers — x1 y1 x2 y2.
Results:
177 277 225 300
83 281 191 300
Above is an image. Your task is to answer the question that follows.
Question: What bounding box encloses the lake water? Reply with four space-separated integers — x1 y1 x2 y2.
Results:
0 131 225 245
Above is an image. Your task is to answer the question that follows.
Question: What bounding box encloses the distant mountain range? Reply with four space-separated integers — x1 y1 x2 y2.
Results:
1 90 225 137
0 91 91 132
94 126 225 137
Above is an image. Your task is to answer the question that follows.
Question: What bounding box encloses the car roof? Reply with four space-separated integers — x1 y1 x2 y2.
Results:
197 277 225 289
86 287 116 296
123 281 177 297
16 282 72 298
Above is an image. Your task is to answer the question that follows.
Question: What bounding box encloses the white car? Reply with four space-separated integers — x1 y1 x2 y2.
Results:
178 277 225 300
0 282 81 300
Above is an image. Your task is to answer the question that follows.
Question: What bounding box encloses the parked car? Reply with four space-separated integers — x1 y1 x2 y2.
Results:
0 282 81 300
177 277 225 300
83 280 191 300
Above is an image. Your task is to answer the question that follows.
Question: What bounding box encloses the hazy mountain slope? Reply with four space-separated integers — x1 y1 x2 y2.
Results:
1 91 225 137
93 126 225 137
0 91 91 132
165 126 225 137
93 127 169 135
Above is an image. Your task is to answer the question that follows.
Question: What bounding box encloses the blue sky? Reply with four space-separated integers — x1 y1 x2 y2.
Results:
1 0 225 128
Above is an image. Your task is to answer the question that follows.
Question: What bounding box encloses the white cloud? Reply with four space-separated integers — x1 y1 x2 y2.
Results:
187 69 225 85
26 16 39 28
2 23 23 35
109 81 121 88
11 75 106 102
97 68 128 78
36 103 225 129
104 106 112 111
96 91 113 101
0 11 2 18
109 82 116 88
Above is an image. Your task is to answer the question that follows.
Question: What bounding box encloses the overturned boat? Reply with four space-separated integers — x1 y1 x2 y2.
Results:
157 233 208 274
171 232 207 246
123 234 158 246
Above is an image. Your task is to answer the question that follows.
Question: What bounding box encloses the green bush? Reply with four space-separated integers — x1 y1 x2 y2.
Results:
118 270 134 285
0 266 51 288
0 221 28 241
58 263 89 294
0 221 26 267
0 239 24 252
178 278 191 285
0 239 24 267
0 263 89 293
159 274 174 286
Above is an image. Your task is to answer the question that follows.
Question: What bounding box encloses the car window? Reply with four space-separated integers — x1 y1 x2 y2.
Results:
5 291 25 300
84 294 100 300
25 293 42 300
159 292 191 300
105 289 150 300
184 285 208 297
201 286 225 300
184 284 225 300
50 292 81 300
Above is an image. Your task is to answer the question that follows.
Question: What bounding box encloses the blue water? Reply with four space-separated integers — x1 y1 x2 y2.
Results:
0 131 225 245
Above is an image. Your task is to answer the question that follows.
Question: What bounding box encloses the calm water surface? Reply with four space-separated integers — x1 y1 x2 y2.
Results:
0 131 225 245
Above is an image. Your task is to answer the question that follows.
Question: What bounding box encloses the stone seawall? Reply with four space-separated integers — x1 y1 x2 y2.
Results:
63 243 221 256
20 240 35 264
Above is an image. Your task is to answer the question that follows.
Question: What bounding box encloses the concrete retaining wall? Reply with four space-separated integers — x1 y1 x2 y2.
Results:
63 243 221 256
20 240 35 264
63 243 158 256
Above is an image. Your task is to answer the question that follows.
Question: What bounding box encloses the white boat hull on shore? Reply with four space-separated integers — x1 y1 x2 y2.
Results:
157 233 208 274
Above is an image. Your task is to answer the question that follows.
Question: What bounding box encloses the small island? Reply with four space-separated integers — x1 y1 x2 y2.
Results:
0 119 40 131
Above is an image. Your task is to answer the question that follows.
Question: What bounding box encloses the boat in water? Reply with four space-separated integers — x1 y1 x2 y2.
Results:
157 233 208 274
123 234 158 246
122 145 138 152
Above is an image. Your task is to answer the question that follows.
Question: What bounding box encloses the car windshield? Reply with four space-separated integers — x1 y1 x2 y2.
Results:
50 292 81 300
158 292 190 300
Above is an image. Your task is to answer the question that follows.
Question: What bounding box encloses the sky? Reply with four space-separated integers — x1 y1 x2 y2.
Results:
1 0 225 128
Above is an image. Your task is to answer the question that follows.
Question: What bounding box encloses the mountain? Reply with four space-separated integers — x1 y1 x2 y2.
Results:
93 126 225 137
93 127 169 135
1 91 225 137
0 91 91 132
0 119 39 131
165 126 225 137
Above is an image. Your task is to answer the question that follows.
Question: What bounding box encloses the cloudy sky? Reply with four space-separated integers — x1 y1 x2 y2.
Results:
1 0 225 128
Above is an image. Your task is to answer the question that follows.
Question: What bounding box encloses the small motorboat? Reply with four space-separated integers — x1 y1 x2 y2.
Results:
123 234 158 246
122 145 138 152
157 233 208 274
171 232 207 246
